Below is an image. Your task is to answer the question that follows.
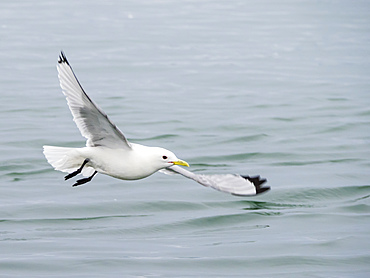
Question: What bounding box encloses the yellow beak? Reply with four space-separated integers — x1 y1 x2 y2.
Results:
172 159 190 167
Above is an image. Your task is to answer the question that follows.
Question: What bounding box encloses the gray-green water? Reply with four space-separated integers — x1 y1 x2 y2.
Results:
1 0 370 277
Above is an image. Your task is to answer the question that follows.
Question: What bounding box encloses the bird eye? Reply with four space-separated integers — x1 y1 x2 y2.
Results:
162 155 168 160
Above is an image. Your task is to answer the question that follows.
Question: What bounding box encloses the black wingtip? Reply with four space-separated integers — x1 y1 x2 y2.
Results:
58 51 69 65
242 175 270 195
255 186 271 194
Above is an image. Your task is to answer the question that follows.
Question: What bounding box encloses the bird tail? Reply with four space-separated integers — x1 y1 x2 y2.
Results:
43 146 94 176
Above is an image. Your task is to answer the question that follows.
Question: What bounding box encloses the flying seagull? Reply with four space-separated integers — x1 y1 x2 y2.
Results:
43 52 270 196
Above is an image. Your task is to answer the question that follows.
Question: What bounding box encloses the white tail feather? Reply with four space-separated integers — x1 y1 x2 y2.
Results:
43 146 95 176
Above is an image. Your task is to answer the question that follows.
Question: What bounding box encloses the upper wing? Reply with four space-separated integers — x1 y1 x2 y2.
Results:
163 165 270 196
57 52 131 149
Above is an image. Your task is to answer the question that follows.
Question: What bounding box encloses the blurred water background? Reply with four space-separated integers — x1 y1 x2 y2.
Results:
1 0 370 277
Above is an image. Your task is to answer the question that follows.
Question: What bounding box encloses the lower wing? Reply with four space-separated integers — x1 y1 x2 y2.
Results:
162 165 270 196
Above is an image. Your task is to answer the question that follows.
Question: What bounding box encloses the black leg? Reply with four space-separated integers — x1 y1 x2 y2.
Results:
72 171 98 187
65 158 90 180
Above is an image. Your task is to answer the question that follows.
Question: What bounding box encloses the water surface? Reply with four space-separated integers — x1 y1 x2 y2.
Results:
1 0 369 277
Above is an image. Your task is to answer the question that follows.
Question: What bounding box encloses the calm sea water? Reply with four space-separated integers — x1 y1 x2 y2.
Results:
1 0 370 277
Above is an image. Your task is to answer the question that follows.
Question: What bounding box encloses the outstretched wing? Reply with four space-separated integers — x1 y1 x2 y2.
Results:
57 51 131 149
163 166 270 196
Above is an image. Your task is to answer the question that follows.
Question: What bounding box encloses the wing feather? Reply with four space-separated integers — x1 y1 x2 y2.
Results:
165 165 270 196
57 52 131 149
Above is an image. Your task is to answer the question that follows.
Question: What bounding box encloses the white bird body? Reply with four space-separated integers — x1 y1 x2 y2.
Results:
43 52 270 196
44 144 184 181
84 144 183 180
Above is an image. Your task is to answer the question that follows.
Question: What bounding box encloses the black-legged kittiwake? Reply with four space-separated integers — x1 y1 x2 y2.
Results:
43 52 270 196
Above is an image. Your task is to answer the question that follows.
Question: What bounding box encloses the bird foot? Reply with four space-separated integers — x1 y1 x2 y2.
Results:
72 171 97 187
65 158 90 180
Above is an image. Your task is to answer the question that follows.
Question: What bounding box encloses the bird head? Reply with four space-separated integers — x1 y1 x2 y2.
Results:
151 147 189 169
